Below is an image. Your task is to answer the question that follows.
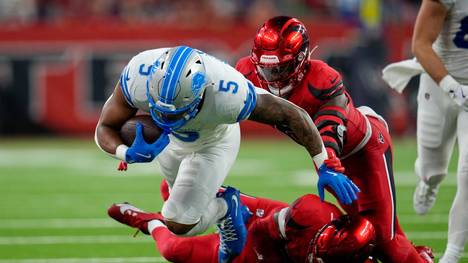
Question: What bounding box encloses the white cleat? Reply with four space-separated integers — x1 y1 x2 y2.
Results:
413 180 439 215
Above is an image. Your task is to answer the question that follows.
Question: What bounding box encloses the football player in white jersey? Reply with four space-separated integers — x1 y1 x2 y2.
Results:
95 46 359 262
382 1 468 262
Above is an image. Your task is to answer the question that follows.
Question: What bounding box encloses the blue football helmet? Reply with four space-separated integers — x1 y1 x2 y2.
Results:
146 46 209 132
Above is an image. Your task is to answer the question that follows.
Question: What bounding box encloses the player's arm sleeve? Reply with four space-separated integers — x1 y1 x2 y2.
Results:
309 67 347 156
314 104 347 157
234 81 259 122
119 65 137 108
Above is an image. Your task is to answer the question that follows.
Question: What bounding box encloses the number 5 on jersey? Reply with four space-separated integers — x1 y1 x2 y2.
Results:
219 80 239 94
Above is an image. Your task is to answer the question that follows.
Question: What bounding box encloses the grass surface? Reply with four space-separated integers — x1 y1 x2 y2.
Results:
0 137 466 262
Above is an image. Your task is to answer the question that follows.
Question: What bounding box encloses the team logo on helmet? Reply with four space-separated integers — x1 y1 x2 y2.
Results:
146 46 209 132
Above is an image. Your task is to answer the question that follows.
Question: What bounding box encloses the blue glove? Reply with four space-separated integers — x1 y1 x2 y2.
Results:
125 122 170 163
317 163 360 205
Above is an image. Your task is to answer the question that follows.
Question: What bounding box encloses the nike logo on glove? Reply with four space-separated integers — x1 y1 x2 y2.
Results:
136 152 152 159
232 195 239 217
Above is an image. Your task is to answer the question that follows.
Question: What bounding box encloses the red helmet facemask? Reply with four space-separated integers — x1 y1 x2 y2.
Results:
251 16 310 97
308 215 376 263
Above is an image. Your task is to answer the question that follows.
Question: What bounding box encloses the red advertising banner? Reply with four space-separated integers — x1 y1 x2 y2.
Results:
0 21 412 136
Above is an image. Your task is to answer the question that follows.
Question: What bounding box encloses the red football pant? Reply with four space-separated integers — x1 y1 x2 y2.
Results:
151 189 288 263
340 117 424 262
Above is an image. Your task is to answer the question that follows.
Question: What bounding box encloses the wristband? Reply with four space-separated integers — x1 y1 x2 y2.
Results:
115 144 129 161
312 144 328 169
439 75 457 93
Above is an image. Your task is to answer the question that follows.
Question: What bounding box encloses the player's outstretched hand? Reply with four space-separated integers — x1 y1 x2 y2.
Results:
125 122 170 163
317 164 360 205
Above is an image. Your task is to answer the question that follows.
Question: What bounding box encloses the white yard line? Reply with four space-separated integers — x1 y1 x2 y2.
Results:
0 214 449 229
0 235 152 245
0 149 273 177
0 231 452 246
406 231 448 239
292 170 458 186
433 253 468 258
0 255 466 262
0 218 114 229
0 148 460 182
398 214 449 224
0 257 166 263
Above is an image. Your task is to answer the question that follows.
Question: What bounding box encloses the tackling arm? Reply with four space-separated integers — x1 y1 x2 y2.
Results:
314 93 348 158
248 92 323 159
248 90 358 205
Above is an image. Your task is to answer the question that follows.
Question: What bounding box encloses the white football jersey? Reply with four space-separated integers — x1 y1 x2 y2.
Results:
434 0 468 84
119 48 257 146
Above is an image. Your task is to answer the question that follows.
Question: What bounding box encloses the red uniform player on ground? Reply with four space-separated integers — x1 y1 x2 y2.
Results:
234 16 431 263
108 180 433 263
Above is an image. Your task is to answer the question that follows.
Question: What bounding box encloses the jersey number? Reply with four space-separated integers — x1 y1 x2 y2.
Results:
139 64 152 76
219 80 238 94
454 16 468 49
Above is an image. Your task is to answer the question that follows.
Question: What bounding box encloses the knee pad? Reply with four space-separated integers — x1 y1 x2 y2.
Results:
162 199 201 225
418 110 446 148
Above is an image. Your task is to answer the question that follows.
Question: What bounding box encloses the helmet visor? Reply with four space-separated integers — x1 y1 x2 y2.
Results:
256 60 295 83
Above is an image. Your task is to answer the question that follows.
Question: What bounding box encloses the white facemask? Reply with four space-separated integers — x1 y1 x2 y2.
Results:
268 84 294 98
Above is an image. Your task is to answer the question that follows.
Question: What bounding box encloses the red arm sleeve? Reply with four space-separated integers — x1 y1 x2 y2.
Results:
314 104 347 156
307 61 348 156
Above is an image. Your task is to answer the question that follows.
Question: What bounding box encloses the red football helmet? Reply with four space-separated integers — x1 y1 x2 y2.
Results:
307 215 376 263
251 16 310 96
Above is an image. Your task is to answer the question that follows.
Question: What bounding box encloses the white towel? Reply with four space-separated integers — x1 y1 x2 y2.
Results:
381 58 424 93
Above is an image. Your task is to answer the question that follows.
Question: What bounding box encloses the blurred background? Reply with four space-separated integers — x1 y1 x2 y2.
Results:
0 0 420 137
2 0 466 262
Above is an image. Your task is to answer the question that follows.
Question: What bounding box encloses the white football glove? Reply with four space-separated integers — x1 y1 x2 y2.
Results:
439 75 468 109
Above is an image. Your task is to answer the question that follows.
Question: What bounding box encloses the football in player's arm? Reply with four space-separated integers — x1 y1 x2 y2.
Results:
95 54 358 205
95 46 359 262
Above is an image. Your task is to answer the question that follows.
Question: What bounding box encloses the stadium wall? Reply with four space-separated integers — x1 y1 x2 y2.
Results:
0 21 413 136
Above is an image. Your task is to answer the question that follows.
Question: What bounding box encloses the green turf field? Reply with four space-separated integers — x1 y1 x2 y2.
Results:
0 137 466 262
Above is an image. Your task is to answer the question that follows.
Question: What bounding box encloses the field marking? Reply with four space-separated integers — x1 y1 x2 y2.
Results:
0 257 166 263
0 147 459 183
0 218 114 229
292 170 458 186
0 149 273 177
398 214 449 224
406 231 448 239
0 255 466 262
0 214 449 229
0 235 153 245
433 253 468 258
0 231 454 246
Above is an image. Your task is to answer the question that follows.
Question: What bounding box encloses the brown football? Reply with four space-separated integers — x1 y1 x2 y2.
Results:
120 115 163 146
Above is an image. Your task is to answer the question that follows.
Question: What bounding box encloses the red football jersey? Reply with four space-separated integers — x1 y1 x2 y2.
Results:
236 56 368 157
239 194 343 262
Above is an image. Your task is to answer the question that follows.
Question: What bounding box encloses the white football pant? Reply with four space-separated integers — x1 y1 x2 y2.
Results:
156 123 240 236
416 74 468 259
